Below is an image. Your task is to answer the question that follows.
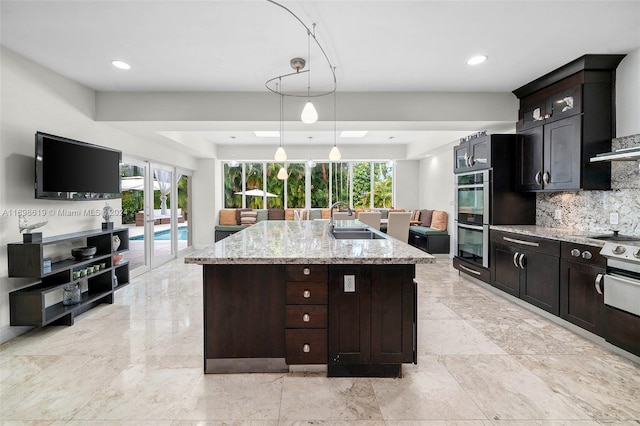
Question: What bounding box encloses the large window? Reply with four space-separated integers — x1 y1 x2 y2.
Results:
310 162 330 208
373 161 393 208
224 160 393 209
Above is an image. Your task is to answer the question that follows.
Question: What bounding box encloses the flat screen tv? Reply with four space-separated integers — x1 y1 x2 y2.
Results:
35 132 122 200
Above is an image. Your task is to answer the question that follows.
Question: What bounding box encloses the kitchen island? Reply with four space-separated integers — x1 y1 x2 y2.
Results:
185 219 435 377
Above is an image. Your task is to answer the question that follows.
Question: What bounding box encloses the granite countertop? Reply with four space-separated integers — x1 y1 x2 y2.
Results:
185 220 436 265
490 225 612 247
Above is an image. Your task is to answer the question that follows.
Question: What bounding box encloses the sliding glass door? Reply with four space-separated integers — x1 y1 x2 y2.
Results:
121 159 191 276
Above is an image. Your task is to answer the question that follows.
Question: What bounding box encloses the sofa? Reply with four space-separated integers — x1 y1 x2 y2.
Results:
215 207 450 254
135 208 184 226
406 209 450 254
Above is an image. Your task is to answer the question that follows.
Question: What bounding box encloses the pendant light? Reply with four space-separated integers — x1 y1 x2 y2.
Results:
329 86 341 161
306 136 316 168
301 29 318 124
277 166 288 180
274 80 287 162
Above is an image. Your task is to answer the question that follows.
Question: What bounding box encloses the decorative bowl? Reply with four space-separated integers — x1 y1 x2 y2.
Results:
71 246 97 260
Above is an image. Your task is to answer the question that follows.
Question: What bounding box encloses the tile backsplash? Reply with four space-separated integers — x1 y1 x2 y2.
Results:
536 134 640 235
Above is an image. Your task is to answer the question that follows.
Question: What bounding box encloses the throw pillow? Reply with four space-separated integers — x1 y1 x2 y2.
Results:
268 208 285 220
430 210 448 231
219 209 238 226
255 209 268 222
420 209 433 227
236 208 251 224
410 210 421 222
285 208 295 220
240 210 257 226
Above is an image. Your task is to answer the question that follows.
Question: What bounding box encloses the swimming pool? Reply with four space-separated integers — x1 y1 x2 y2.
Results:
131 226 188 241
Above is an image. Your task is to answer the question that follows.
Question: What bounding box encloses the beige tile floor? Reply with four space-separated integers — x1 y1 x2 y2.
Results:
1 257 639 425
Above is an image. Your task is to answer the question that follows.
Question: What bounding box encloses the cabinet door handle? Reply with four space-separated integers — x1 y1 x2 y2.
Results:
302 313 310 322
303 267 311 275
595 274 603 295
535 171 542 186
582 251 592 260
513 252 520 268
468 155 475 166
303 344 310 353
504 236 540 247
543 171 550 185
303 289 311 298
518 253 526 269
570 248 581 257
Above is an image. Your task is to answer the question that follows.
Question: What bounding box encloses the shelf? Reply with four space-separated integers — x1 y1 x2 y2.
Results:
44 253 112 278
44 290 114 325
8 227 129 327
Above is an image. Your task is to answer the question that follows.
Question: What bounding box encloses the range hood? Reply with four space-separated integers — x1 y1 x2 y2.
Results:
590 146 640 163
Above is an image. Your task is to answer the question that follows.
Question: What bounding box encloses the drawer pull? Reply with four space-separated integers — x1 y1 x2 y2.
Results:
303 267 311 275
302 313 310 322
582 251 592 260
303 344 310 353
459 264 481 276
303 289 311 299
503 236 540 247
571 248 581 257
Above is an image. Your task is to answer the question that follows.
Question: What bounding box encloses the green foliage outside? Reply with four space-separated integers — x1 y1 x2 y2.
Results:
120 164 190 224
223 161 393 209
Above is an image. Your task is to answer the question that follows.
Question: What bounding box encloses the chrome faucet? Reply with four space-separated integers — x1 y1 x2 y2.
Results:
329 201 353 232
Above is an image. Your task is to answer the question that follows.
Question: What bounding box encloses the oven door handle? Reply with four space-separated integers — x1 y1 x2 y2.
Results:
595 273 603 295
457 223 484 231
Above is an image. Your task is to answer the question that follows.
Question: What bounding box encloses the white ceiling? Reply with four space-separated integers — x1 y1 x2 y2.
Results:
2 0 640 157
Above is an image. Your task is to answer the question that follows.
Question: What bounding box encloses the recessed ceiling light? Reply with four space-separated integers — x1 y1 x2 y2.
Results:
466 55 487 66
111 60 131 70
254 131 280 137
340 131 368 138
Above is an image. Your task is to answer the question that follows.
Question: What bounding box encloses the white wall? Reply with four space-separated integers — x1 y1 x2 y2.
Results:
616 48 640 137
394 160 420 210
0 47 198 342
418 148 456 256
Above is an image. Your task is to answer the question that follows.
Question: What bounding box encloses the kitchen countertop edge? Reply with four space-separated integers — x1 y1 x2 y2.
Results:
490 225 607 247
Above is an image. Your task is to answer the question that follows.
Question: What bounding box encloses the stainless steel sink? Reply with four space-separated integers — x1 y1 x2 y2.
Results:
329 227 387 240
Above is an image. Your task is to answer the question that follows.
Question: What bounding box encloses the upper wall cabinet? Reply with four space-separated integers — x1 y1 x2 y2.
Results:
512 54 625 192
454 133 491 173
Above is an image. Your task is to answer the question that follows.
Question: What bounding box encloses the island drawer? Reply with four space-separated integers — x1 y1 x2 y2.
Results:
286 282 328 305
286 305 327 328
286 265 328 282
285 329 327 364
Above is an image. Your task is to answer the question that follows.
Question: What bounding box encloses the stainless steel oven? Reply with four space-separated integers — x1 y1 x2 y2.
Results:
456 222 489 268
598 237 640 356
455 170 490 269
456 170 489 225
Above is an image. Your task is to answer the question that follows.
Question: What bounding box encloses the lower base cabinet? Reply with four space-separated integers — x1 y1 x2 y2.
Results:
491 231 560 315
604 305 640 357
328 264 416 377
559 242 605 336
202 263 417 376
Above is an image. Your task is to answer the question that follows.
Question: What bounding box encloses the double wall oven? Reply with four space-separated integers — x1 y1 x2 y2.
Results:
452 134 536 283
455 170 490 269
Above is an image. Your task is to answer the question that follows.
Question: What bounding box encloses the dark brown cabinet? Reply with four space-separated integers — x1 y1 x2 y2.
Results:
454 134 490 173
8 228 130 327
559 242 605 336
328 264 416 377
513 54 625 192
285 265 328 365
491 231 560 315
